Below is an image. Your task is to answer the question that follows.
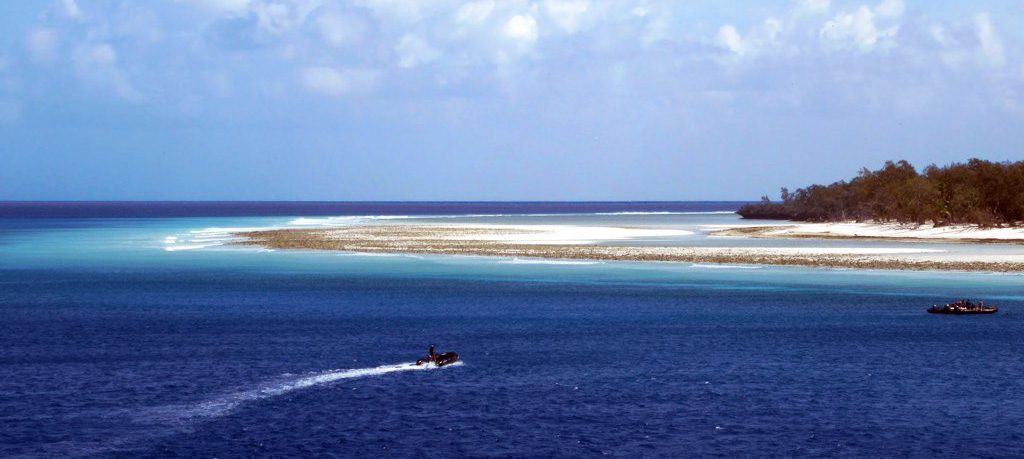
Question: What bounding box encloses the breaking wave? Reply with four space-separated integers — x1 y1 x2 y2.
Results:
161 227 269 252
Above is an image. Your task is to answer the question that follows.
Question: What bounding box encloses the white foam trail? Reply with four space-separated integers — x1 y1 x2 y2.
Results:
89 361 462 457
258 362 439 396
157 361 461 422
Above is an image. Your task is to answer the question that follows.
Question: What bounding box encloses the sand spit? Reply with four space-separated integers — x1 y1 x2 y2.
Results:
712 223 1024 244
235 225 1024 272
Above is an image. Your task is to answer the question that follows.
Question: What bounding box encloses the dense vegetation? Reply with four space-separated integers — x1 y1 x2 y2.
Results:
737 159 1024 226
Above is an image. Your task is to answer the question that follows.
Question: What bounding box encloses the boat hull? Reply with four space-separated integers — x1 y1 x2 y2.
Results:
927 308 998 315
434 352 460 367
416 351 460 367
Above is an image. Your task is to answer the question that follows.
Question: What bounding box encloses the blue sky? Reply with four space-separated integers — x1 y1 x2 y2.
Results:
0 0 1021 200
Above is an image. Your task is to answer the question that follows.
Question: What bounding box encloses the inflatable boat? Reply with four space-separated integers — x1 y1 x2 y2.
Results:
928 302 998 315
416 345 460 367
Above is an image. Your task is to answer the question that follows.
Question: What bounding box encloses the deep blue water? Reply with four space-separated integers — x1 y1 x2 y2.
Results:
1 202 1022 457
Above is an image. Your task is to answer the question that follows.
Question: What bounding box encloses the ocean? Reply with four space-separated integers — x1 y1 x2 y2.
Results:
1 202 1022 457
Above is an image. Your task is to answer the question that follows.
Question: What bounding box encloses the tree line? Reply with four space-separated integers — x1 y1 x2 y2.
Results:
737 159 1024 226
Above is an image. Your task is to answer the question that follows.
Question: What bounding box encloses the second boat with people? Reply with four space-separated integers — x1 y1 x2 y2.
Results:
927 299 998 315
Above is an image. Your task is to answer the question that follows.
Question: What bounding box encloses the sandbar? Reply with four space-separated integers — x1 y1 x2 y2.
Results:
235 224 1024 272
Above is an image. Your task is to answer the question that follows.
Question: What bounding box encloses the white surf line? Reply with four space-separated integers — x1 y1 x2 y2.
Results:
162 226 276 252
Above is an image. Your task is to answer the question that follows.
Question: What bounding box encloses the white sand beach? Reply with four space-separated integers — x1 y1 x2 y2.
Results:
710 222 1024 243
235 222 1024 272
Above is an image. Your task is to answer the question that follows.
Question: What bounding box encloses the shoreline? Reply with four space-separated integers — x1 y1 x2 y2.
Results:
235 225 1024 273
711 223 1024 245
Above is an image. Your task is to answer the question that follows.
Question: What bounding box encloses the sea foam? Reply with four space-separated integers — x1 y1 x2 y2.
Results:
148 361 461 423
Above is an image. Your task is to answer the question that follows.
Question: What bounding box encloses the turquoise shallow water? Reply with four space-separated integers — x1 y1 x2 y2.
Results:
2 203 1023 457
2 211 1022 298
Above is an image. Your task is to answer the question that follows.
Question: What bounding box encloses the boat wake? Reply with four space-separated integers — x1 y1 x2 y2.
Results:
61 362 462 457
145 361 462 425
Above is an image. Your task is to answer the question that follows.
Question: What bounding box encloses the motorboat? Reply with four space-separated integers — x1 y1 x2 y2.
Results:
416 345 460 367
928 301 998 315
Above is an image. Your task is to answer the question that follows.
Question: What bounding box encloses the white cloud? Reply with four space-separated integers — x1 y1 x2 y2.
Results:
763 17 783 43
504 14 538 44
252 2 292 35
974 13 1005 68
395 34 440 69
300 66 378 96
928 24 966 69
544 0 590 34
714 16 787 60
454 1 494 25
10 0 1022 120
61 0 82 19
316 11 372 48
27 28 59 63
353 0 423 24
796 0 830 15
874 0 904 18
717 25 744 55
929 23 949 46
86 43 116 65
72 43 143 100
820 5 897 51
184 0 252 15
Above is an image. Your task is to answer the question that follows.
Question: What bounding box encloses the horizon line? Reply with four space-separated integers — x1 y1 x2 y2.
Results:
0 199 754 204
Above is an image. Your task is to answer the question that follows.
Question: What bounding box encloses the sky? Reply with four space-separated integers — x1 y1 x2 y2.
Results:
0 0 1022 200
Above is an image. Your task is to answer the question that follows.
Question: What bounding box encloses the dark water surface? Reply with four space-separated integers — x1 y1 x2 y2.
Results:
1 202 1022 457
4 271 1023 457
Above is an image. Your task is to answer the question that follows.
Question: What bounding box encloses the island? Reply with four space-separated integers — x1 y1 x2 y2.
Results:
234 223 1024 273
737 158 1024 227
231 159 1024 272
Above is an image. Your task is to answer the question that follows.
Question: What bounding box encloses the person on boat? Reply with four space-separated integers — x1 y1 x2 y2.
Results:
428 345 436 364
